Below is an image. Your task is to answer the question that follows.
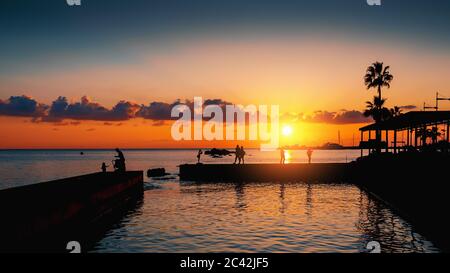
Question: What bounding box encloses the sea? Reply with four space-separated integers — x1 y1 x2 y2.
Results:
0 149 439 253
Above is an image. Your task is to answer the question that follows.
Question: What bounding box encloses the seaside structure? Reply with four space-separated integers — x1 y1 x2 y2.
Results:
359 111 450 156
0 171 143 252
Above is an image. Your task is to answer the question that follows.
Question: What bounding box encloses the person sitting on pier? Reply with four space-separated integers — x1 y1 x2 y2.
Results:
197 149 203 164
307 148 313 164
280 148 286 164
114 148 126 172
101 162 109 173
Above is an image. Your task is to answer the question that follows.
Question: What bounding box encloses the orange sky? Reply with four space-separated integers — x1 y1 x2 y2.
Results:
1 35 450 149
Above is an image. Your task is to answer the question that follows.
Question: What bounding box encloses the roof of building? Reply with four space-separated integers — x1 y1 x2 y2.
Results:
359 111 450 131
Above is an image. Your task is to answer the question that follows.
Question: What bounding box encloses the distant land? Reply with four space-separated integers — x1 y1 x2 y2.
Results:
282 143 360 150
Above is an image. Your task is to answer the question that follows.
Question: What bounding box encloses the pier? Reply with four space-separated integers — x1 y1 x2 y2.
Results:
179 156 450 251
179 163 350 182
0 171 143 252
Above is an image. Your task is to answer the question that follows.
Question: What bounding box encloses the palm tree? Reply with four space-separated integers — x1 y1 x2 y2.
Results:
430 127 441 144
364 62 394 105
364 62 394 154
416 127 441 146
416 127 429 146
364 97 398 123
364 96 386 122
390 106 402 118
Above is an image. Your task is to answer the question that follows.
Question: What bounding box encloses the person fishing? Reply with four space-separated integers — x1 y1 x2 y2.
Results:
114 148 126 172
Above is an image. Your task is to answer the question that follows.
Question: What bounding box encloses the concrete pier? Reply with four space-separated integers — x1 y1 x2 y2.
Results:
348 154 450 252
0 171 143 252
179 163 350 182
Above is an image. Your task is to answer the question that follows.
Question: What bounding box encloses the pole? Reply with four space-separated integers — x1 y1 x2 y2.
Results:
414 128 417 148
385 130 389 153
407 129 410 147
447 122 449 143
436 92 439 111
360 131 363 158
394 130 397 154
447 122 449 153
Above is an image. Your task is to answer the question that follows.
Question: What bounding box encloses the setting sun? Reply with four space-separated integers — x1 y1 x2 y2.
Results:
282 125 293 137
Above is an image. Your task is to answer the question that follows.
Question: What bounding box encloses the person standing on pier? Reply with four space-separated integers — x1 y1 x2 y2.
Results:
197 149 203 164
240 146 246 164
307 148 313 164
280 148 286 164
234 145 240 164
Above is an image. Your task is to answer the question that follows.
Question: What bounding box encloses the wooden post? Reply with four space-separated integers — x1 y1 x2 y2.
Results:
414 128 418 148
447 123 449 143
360 131 363 158
407 128 410 147
369 130 372 140
385 130 389 153
394 130 397 154
447 123 449 153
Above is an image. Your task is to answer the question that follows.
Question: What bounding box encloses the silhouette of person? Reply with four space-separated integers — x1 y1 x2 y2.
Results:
197 149 203 164
240 146 246 164
234 145 240 164
307 148 313 164
101 162 109 173
115 148 126 172
280 148 286 164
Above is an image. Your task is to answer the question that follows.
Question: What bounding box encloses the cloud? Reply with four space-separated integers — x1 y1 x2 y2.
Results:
137 101 181 120
302 110 371 124
280 112 304 122
46 96 140 122
137 98 233 121
0 95 235 123
398 105 417 110
333 110 372 124
0 95 48 117
0 95 371 125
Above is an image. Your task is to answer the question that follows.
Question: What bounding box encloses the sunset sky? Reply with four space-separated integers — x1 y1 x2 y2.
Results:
1 0 450 148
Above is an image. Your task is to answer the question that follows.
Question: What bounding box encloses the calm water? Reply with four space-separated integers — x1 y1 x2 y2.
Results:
0 149 439 253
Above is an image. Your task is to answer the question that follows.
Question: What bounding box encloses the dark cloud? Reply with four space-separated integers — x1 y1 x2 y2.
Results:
333 110 372 124
1 95 370 125
398 105 417 110
302 110 371 124
137 101 181 120
46 96 140 122
0 95 48 117
137 98 233 121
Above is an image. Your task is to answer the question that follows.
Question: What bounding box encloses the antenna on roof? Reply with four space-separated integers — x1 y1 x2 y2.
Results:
436 92 450 110
424 92 450 111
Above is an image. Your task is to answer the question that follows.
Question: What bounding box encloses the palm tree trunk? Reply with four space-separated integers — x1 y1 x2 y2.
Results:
377 86 382 108
376 85 382 154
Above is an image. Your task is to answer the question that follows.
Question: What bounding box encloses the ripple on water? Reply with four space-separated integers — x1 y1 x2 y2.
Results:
91 182 439 253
